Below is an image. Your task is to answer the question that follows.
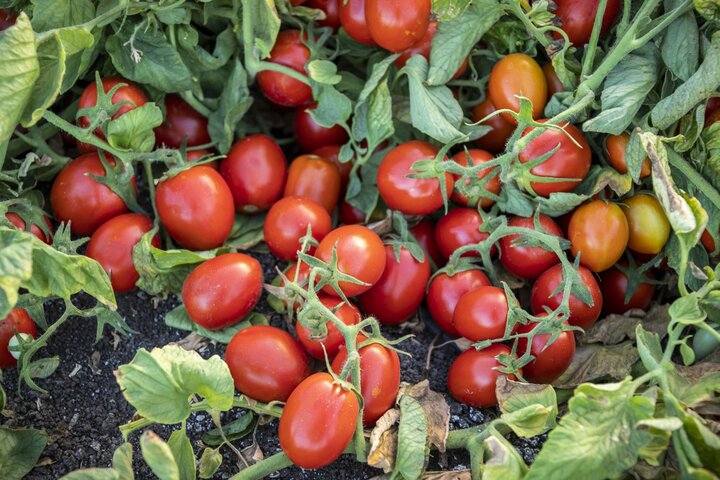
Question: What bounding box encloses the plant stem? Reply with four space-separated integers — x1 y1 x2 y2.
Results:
232 396 283 417
142 160 159 220
229 452 293 480
257 61 312 86
580 0 609 79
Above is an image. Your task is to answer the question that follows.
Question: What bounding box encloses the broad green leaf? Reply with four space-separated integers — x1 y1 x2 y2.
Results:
0 428 48 480
241 0 281 62
393 394 428 480
202 413 256 447
198 448 222 479
307 59 342 85
30 0 95 30
20 32 65 126
140 431 179 480
168 430 196 480
482 434 528 480
431 0 473 21
500 404 556 438
0 227 33 318
353 55 396 150
112 443 134 480
226 213 266 250
669 295 707 325
683 411 720 474
662 0 699 81
553 342 639 389
497 380 558 435
635 325 664 372
60 470 119 480
207 59 253 154
695 0 720 20
312 84 352 129
164 304 267 344
53 26 95 56
106 102 163 152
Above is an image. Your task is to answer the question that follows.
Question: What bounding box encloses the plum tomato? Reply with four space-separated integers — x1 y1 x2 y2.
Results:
282 261 313 311
279 372 359 468
517 121 591 197
702 229 717 255
5 212 53 244
531 264 603 331
453 286 509 342
447 344 517 407
50 153 134 236
156 165 234 250
264 196 333 261
86 214 159 293
338 0 376 45
568 200 629 273
393 21 469 78
622 194 671 255
377 141 453 215
295 102 349 153
257 30 313 107
471 96 516 154
226 325 310 402
339 200 367 225
488 53 547 123
284 154 342 213
427 268 491 336
409 219 444 267
307 0 340 29
0 9 17 30
606 133 651 178
154 94 210 149
499 215 562 280
358 245 431 325
296 295 361 359
543 63 565 98
435 208 494 260
365 0 431 52
314 145 351 191
516 317 575 384
0 308 36 369
706 97 720 128
553 0 622 46
600 264 655 315
450 149 501 209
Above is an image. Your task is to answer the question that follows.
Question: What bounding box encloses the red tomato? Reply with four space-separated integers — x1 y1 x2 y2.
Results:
314 225 386 297
471 96 516 153
279 372 359 468
706 97 720 128
435 208 495 260
531 264 603 330
257 30 312 107
453 286 509 342
339 200 366 225
295 102 349 153
282 262 313 311
338 0 375 45
0 9 17 30
568 200 629 273
409 219 444 266
393 21 469 78
220 134 287 214
154 94 210 149
156 165 234 250
488 54 547 123
450 149 501 209
332 340 400 425
499 215 563 280
377 141 453 215
86 214 158 293
50 153 135 236
5 212 52 244
516 317 575 384
226 325 310 402
307 0 340 29
542 63 565 98
0 308 36 369
358 245 431 325
314 145 352 191
447 344 517 407
517 121 591 197
365 0 431 52
264 196 333 261
600 264 655 315
606 133 651 178
296 295 361 359
284 155 342 213
427 269 491 336
553 0 622 46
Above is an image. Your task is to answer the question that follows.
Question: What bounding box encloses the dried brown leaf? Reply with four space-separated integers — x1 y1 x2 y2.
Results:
676 362 720 382
172 332 211 352
398 380 450 452
368 409 400 473
496 377 551 411
581 304 671 346
552 341 639 389
422 470 472 479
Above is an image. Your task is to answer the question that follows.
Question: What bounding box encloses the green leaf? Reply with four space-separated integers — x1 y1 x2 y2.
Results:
662 0 699 81
497 380 558 435
431 0 473 20
60 470 119 480
165 304 266 344
352 56 395 150
501 404 556 438
241 0 281 62
141 431 180 480
30 0 95 30
168 430 195 480
635 325 664 372
115 345 234 424
198 448 222 479
307 59 342 85
482 434 528 480
0 428 48 480
669 295 707 325
393 394 428 480
112 443 134 480
683 411 720 475
202 412 256 447
0 227 33 318
20 32 65 126
312 84 352 129
207 59 253 154
695 0 720 20
226 213 266 250
106 102 163 152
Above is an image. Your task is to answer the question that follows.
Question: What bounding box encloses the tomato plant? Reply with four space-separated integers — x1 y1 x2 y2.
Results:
447 344 517 408
339 0 376 45
605 133 651 178
622 194 671 255
453 286 509 342
568 200 629 273
427 268 491 336
409 219 444 266
365 0 431 52
0 8 17 30
284 154 342 213
306 0 340 29
0 308 36 369
257 30 312 107
488 53 547 122
499 215 563 280
5 212 52 244
154 94 210 149
531 264 603 330
296 294 361 359
264 196 333 261
543 63 565 98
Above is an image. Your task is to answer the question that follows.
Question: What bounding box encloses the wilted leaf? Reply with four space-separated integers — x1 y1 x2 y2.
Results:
398 380 450 452
553 342 639 389
581 305 671 345
368 409 400 473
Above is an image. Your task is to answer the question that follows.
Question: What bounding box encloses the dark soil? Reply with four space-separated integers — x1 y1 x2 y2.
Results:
2 253 543 479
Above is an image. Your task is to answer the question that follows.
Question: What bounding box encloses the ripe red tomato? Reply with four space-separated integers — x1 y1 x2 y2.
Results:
226 325 310 402
427 269 491 336
600 264 655 315
606 133 651 178
450 149 501 209
517 121 591 197
488 54 547 123
553 0 622 46
705 97 720 128
702 229 717 255
284 155 342 213
499 215 562 280
358 245 431 325
154 94 210 149
568 200 629 273
50 153 135 236
295 103 349 153
365 0 431 52
183 253 262 330
314 145 352 191
264 196 332 261
257 30 312 107
332 340 400 425
447 344 517 407
315 225 386 297
0 9 17 30
453 286 509 342
471 96 516 153
409 219 444 266
622 194 671 255
542 63 565 98
393 21 469 78
531 264 603 330
338 0 375 45
5 212 52 244
339 200 365 225
296 295 361 359
282 261 313 311
0 308 36 369
435 208 495 260
377 141 453 215
516 317 575 384
279 372 359 468
220 134 287 214
156 165 234 250
307 0 340 29
86 214 158 293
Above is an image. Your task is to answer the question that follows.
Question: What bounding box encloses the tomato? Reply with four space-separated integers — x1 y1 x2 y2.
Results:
393 21 468 78
338 0 375 45
295 102 349 153
0 309 36 369
226 325 310 402
0 9 17 30
358 245 431 325
568 200 629 273
702 229 717 255
284 155 342 213
365 0 431 52
314 225 386 297
264 196 333 261
427 269 491 336
553 0 622 46
447 344 517 407
5 212 52 244
453 286 509 342
220 134 287 214
314 145 352 191
531 264 603 330
257 30 312 107
279 372 359 468
154 94 210 149
606 133 651 178
435 208 494 260
409 219 444 267
517 121 591 197
185 149 215 165
542 63 565 98
622 194 670 255
471 96 516 154
705 97 720 128
332 340 400 425
291 0 306 4
488 54 547 123
307 0 340 29
499 215 562 280
377 141 454 215
86 214 158 293
282 261 313 311
156 165 234 250
339 201 366 225
296 295 361 359
600 264 655 315
450 149 501 209
516 317 575 384
50 153 135 236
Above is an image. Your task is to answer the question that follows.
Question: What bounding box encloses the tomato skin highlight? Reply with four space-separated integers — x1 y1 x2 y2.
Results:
264 196 333 261
569 200 629 273
435 208 494 260
453 286 509 342
279 372 359 468
450 149 501 209
447 344 517 407
226 325 310 403
488 54 547 123
606 133 651 178
0 308 36 369
257 30 313 107
5 212 52 244
154 94 210 149
553 0 622 46
499 215 562 280
338 0 376 45
284 154 342 213
410 219 444 267
516 318 575 384
86 213 158 293
295 102 349 153
365 0 431 53
296 295 361 359
182 253 263 330
622 194 671 255
600 265 655 315
427 269 491 336
471 96 516 154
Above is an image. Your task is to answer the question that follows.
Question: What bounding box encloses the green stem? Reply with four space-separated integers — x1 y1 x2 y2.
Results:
229 452 293 480
142 160 158 220
580 0 609 79
667 149 720 213
446 423 491 450
232 396 283 417
257 61 312 86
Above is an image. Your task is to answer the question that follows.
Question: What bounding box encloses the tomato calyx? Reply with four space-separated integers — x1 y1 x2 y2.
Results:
384 212 427 264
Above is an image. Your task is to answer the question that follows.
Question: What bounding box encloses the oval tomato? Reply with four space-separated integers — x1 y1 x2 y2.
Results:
296 295 361 359
339 200 367 225
279 372 359 468
295 102 349 153
393 21 468 78
471 96 516 153
447 344 517 407
450 149 501 209
0 9 17 30
426 268 491 336
568 200 629 273
257 30 312 107
435 208 494 260
409 219 444 266
606 133 651 178
622 194 671 255
553 0 622 46
307 0 340 29
0 308 36 369
488 54 547 123
531 264 603 330
542 63 565 98
453 286 509 342
284 155 342 213
516 317 575 384
338 0 375 45
264 196 333 261
226 325 310 402
314 145 352 191
600 264 655 315
5 212 52 244
365 0 431 52
702 229 717 255
499 215 562 280
154 94 210 149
